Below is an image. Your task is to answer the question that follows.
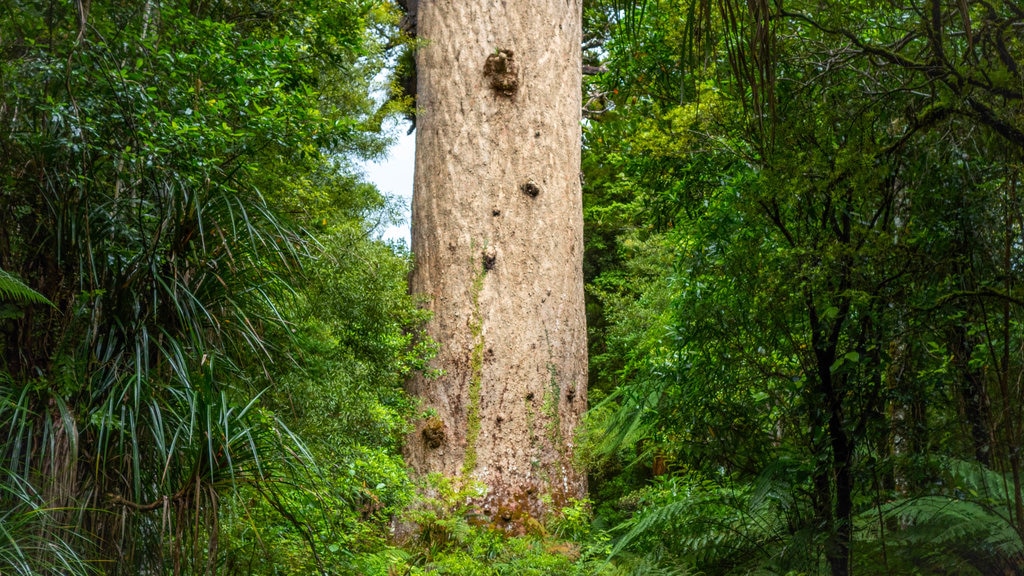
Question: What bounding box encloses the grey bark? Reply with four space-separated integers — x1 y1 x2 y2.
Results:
405 0 587 531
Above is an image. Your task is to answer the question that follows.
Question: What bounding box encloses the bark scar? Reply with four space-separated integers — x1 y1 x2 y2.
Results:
484 49 519 96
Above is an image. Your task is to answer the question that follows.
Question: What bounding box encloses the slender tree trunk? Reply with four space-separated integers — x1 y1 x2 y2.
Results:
406 0 587 531
815 345 853 576
808 293 853 576
948 324 992 466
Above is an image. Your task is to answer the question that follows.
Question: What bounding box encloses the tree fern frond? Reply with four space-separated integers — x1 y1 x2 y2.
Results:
593 385 661 460
943 457 1018 506
608 474 807 574
610 497 691 559
0 270 51 306
857 458 1024 574
878 496 1017 547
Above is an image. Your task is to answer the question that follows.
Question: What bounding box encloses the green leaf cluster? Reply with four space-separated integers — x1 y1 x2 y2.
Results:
0 0 428 574
580 0 1024 574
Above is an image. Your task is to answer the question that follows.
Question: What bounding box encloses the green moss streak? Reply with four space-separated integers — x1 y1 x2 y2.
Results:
462 265 486 476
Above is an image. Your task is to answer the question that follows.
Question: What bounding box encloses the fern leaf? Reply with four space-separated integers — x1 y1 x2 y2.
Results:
0 270 51 306
611 498 691 559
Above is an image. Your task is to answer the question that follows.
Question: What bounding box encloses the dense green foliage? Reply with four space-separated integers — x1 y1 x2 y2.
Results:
582 0 1024 574
0 0 431 573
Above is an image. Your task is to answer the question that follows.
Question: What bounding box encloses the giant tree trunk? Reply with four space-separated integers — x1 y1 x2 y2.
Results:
406 0 587 531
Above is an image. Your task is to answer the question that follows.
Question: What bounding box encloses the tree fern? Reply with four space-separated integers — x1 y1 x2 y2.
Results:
856 457 1024 574
608 470 820 575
